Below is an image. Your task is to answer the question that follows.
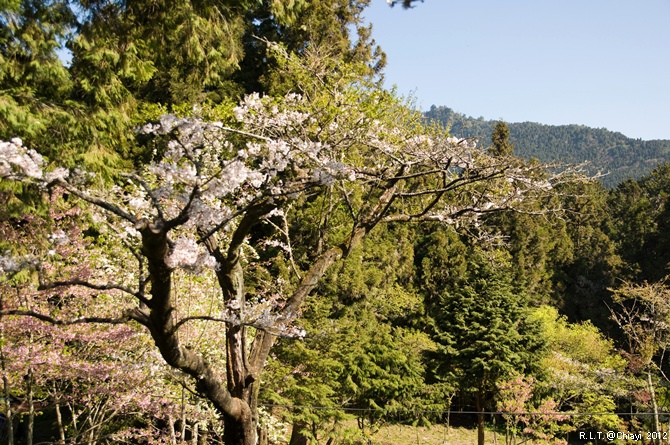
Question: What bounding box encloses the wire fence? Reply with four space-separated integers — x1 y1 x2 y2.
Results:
262 403 670 444
261 403 670 417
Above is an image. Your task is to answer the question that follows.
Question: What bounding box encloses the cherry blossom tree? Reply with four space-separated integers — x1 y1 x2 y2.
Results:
0 53 585 445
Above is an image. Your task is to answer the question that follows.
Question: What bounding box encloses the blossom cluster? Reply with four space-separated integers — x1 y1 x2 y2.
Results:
233 92 309 130
0 252 38 274
165 237 218 271
129 94 361 239
0 138 44 179
1 138 70 182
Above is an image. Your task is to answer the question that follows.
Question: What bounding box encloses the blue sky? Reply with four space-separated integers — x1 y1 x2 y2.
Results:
363 0 670 140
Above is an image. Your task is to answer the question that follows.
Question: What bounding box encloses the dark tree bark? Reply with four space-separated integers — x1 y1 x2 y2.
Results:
288 421 309 445
475 389 485 445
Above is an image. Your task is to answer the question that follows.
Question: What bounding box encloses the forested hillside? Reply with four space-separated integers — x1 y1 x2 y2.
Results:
3 1 670 445
425 105 670 188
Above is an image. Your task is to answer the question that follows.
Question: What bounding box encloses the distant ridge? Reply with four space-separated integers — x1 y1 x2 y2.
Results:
425 105 670 188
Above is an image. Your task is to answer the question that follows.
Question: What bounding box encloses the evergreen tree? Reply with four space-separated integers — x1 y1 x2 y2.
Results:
419 233 544 445
0 0 83 164
490 121 514 156
608 163 670 283
553 181 621 328
483 208 572 304
263 224 429 445
1 0 315 176
236 0 385 96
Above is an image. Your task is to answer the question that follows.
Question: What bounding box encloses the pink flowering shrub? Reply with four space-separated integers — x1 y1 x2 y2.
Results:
497 374 570 445
0 191 220 443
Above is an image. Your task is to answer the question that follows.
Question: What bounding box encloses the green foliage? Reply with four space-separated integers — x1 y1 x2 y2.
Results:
1 0 131 177
550 181 621 329
531 306 625 371
420 233 544 409
0 0 94 168
530 306 626 431
607 163 670 283
236 0 384 95
262 224 431 442
3 0 372 180
484 208 572 303
490 121 514 157
426 105 670 188
70 0 258 106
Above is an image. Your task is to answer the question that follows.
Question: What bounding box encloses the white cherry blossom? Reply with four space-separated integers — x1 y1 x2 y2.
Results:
0 138 44 179
165 237 218 272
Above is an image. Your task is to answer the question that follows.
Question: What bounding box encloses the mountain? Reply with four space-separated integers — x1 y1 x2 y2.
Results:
424 105 670 188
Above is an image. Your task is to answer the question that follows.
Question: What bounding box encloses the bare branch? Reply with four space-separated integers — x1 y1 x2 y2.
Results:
0 309 133 325
226 202 275 263
165 185 199 230
171 315 302 339
122 173 165 220
55 179 136 223
37 279 150 307
337 180 358 221
262 211 302 280
220 126 272 142
395 168 506 198
199 204 252 243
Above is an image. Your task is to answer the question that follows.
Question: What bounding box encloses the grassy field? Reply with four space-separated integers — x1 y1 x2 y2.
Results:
278 422 503 445
370 423 499 445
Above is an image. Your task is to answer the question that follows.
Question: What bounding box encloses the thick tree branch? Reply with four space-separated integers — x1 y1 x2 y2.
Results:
134 218 246 421
37 279 150 307
172 315 303 338
0 310 133 325
55 179 135 223
220 126 272 142
165 185 199 230
199 205 250 243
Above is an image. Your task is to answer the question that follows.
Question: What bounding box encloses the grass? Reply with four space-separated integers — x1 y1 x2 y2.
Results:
278 421 502 445
371 423 500 445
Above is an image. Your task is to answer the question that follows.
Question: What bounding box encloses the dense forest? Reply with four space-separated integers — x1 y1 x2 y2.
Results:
2 1 670 445
425 106 670 188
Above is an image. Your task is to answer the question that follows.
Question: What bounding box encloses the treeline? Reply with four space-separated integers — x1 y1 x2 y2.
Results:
425 105 670 188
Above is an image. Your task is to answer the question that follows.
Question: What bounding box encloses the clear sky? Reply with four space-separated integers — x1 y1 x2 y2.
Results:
363 0 670 140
